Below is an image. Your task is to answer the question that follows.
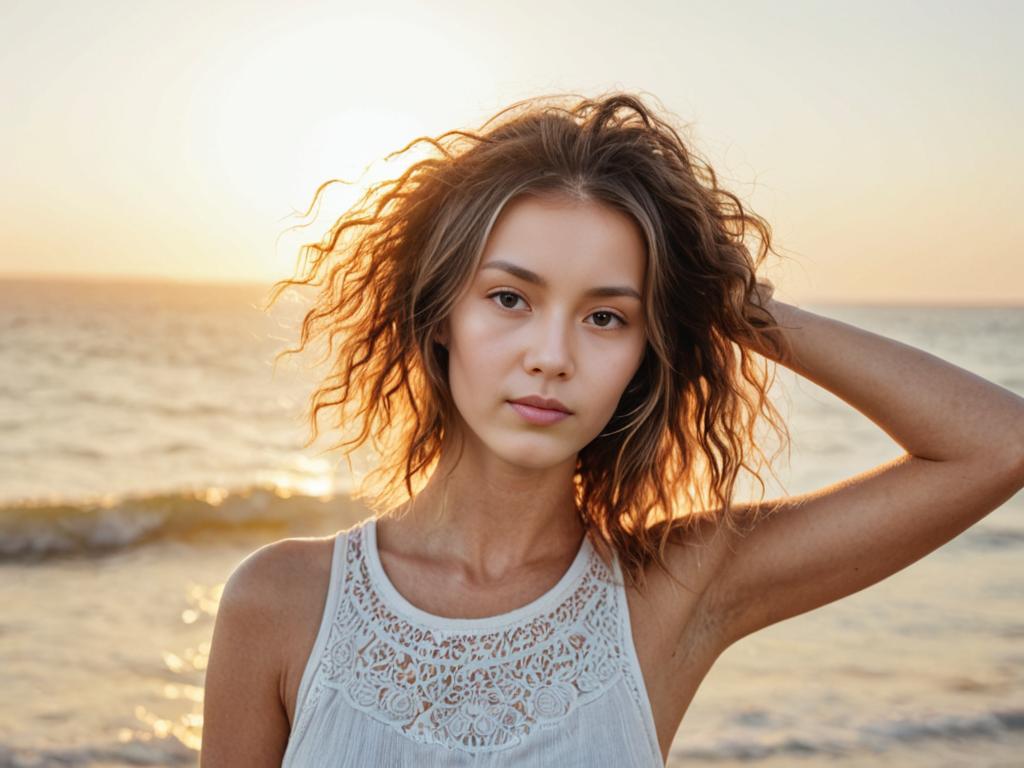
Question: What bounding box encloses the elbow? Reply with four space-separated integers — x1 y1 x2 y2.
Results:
1012 444 1024 485
1001 429 1024 485
990 414 1024 481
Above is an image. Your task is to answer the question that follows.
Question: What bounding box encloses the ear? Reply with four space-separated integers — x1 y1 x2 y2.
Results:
434 320 449 349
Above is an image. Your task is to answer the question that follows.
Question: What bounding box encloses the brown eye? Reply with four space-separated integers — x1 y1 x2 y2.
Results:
588 310 627 329
488 290 525 310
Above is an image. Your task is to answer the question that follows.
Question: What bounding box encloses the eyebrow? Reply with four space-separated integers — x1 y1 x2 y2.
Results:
480 260 642 301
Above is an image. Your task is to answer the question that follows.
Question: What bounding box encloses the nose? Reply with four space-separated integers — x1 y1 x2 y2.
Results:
522 310 575 379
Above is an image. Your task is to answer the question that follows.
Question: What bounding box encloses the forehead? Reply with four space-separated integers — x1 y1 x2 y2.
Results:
477 194 647 285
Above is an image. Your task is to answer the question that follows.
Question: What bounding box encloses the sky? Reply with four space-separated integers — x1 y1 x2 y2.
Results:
1 0 1021 305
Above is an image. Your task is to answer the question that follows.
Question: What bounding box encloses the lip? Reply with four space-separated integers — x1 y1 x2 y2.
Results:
508 401 571 426
509 395 572 413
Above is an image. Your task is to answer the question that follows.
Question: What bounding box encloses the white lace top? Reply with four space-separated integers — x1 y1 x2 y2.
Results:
281 516 664 767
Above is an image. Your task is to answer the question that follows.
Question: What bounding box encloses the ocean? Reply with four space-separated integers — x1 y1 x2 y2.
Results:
1 277 1021 767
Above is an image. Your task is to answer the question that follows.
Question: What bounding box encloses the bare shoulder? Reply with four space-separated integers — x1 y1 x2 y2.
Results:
235 536 338 718
201 535 337 766
219 536 336 636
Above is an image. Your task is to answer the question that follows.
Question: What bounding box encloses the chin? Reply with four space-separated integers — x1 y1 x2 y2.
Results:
491 437 580 469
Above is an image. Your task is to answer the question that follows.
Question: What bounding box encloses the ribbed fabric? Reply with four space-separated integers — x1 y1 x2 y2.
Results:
281 517 663 767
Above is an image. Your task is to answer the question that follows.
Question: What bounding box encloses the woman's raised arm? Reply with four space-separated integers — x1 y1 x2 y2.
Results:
702 298 1024 648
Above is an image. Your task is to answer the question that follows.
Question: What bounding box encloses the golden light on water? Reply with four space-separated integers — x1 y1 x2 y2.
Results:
201 487 229 506
186 582 222 617
262 453 338 499
132 703 204 751
163 683 204 703
161 651 186 674
127 583 220 753
269 473 335 499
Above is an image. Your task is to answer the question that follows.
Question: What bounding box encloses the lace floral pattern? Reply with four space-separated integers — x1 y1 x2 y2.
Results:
303 522 635 754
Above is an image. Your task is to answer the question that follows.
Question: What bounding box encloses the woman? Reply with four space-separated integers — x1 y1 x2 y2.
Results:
199 92 1024 766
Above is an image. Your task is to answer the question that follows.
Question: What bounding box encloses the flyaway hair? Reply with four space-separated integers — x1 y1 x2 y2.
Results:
262 91 795 593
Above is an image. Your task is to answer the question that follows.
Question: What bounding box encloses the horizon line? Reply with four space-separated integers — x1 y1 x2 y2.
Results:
0 272 1020 308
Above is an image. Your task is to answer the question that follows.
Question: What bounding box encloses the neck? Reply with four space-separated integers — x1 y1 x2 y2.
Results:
382 439 586 584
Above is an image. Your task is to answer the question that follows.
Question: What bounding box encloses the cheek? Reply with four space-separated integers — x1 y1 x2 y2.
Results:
593 361 638 413
445 309 506 395
449 306 513 367
459 310 500 348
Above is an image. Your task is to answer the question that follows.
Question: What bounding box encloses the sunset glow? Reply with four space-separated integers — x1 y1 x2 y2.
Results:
1 1 1020 304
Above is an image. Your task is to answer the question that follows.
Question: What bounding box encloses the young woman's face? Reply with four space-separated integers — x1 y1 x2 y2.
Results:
437 193 648 470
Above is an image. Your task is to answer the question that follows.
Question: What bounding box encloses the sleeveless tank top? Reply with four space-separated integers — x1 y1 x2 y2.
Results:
281 516 664 767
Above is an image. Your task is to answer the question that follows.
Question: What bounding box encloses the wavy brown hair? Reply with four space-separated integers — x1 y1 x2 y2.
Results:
262 91 796 593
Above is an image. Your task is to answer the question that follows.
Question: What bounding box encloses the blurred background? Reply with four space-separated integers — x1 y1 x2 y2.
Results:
1 1 1021 765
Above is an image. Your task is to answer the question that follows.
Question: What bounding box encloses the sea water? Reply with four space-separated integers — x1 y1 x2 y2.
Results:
1 277 1021 766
